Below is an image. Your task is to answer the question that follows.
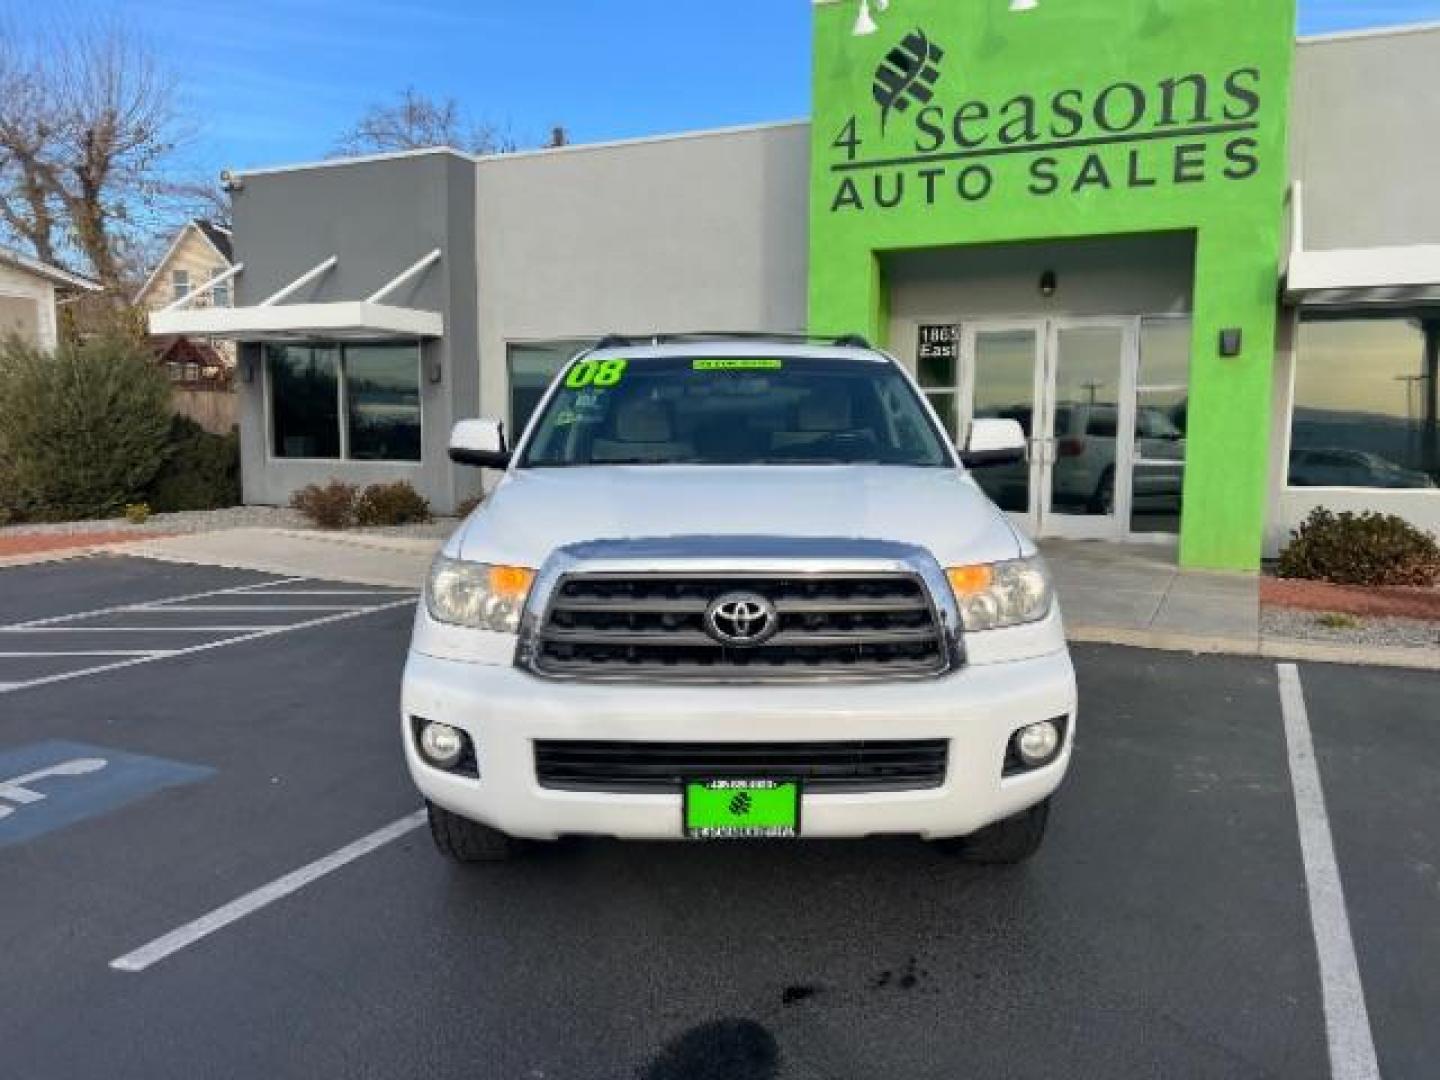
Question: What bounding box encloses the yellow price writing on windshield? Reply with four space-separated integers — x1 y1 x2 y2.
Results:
565 358 628 389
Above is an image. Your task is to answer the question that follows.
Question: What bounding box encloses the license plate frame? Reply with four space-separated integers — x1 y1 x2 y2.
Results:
683 779 802 840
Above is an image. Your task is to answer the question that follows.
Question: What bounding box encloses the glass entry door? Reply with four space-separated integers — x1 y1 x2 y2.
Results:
1039 320 1137 539
959 323 1045 533
953 319 1138 539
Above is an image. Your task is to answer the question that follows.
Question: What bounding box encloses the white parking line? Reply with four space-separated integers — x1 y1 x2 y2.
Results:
110 809 426 973
247 590 414 597
0 577 308 631
143 605 374 613
0 596 416 695
8 626 321 633
1277 663 1381 1080
0 650 175 658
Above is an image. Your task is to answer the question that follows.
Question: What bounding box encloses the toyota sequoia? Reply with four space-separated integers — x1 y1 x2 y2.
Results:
403 336 1077 863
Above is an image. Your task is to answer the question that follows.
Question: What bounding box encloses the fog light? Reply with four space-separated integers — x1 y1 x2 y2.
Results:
419 721 465 769
1015 721 1061 767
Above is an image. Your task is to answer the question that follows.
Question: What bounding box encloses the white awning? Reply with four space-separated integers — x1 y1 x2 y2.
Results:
149 301 443 341
147 249 444 340
1285 246 1440 305
1284 183 1440 305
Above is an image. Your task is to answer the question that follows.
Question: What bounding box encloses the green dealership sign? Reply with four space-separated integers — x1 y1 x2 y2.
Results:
809 0 1297 570
828 48 1265 212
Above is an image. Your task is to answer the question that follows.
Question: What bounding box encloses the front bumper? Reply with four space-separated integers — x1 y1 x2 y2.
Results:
403 645 1077 842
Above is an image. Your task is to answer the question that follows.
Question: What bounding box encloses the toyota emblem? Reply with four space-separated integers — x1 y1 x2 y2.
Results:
704 591 779 647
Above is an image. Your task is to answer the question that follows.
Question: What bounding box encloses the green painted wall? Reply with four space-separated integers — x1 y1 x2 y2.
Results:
809 0 1297 570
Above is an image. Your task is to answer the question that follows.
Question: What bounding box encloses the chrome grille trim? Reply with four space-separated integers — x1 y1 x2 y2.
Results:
514 537 963 683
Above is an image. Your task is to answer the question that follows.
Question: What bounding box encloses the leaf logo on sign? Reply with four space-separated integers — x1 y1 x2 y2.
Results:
873 28 945 133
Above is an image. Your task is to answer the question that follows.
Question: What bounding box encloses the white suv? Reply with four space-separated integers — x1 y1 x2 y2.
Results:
403 337 1077 864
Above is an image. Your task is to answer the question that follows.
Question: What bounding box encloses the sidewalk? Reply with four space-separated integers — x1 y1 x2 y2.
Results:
127 528 445 589
1042 539 1258 645
1041 539 1438 671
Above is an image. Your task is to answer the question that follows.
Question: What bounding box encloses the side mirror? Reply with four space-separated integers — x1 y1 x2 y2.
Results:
962 418 1026 468
449 419 511 469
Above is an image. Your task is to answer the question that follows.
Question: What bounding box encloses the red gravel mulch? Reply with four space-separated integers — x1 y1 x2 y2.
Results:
1261 576 1440 621
0 531 173 558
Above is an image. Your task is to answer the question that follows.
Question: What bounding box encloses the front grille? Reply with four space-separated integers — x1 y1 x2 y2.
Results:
528 572 950 680
534 739 949 793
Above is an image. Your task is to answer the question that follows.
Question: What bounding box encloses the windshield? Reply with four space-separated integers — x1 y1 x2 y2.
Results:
519 355 952 468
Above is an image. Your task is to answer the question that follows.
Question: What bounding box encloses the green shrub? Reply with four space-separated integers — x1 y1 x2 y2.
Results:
455 495 483 518
124 502 151 524
0 334 172 522
147 416 241 512
354 481 433 526
290 481 359 529
1277 508 1439 588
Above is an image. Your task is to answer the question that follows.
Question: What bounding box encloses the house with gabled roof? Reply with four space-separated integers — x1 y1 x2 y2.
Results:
0 243 101 350
136 219 240 431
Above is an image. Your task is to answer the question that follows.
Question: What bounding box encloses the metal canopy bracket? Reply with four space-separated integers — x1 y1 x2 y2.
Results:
366 248 442 304
259 255 338 307
160 262 245 313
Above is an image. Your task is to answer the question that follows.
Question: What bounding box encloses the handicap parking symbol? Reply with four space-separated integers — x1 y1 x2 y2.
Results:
0 740 213 850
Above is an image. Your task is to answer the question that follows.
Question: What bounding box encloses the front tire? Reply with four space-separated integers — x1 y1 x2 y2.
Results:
936 799 1050 865
426 800 520 863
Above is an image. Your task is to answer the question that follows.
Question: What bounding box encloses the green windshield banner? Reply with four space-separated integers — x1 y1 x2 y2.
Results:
692 359 786 371
809 0 1296 570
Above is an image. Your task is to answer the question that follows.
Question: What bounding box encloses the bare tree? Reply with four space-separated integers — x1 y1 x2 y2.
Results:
0 18 202 294
332 87 519 157
54 25 180 289
0 32 66 266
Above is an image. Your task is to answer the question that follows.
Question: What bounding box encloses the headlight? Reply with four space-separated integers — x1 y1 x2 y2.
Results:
946 556 1053 631
426 556 536 633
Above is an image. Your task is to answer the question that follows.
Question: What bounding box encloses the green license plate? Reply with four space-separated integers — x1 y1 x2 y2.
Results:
684 780 801 839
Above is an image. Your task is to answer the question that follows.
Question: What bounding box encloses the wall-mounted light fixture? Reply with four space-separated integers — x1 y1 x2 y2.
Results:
1219 328 1244 357
853 0 889 36
427 354 444 385
856 0 1037 36
1039 270 1058 298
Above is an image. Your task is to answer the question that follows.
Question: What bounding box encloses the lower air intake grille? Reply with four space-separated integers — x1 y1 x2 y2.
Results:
533 739 949 793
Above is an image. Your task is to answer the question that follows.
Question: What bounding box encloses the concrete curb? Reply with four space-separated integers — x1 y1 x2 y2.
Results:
264 528 447 554
1069 624 1440 672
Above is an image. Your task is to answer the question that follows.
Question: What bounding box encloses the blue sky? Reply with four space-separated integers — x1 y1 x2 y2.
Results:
16 0 1440 176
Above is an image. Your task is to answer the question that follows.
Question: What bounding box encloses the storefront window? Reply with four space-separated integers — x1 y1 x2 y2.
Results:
346 344 422 461
270 344 340 459
268 342 421 461
508 340 592 437
1289 317 1439 490
1131 318 1191 535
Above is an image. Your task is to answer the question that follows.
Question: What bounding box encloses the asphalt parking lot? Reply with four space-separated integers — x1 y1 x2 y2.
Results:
1 555 1436 1079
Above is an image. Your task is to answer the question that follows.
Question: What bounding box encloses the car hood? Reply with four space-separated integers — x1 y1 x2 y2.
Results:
452 466 1027 569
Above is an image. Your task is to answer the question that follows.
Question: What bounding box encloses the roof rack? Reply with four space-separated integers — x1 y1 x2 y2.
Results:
592 331 872 350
